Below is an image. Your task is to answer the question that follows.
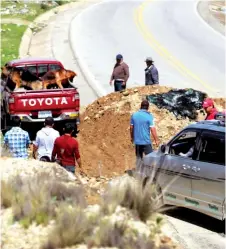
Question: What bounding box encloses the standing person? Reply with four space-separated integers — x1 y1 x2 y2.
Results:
33 117 60 161
145 57 159 85
110 54 130 92
130 100 159 166
4 116 31 158
202 98 218 120
51 123 82 174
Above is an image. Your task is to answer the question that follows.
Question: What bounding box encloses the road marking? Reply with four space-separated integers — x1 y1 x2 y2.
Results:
134 0 216 95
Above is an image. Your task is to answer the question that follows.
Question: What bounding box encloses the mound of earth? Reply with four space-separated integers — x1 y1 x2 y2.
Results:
78 86 225 177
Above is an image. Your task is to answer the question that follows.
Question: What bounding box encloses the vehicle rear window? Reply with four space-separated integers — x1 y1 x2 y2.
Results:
49 64 61 71
38 64 48 77
198 132 225 165
26 65 37 75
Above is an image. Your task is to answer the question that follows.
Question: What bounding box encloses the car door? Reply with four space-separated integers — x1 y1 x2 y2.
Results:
189 130 225 220
157 129 200 207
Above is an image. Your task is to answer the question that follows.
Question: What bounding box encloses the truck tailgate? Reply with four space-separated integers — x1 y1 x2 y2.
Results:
9 88 79 112
8 88 80 122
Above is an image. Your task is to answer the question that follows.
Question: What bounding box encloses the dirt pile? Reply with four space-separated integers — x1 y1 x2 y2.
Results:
78 86 225 177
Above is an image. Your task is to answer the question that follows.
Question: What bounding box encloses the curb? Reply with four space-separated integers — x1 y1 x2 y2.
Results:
69 3 107 98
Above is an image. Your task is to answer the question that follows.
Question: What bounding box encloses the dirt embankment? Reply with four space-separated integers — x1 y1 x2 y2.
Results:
209 1 226 26
77 86 225 178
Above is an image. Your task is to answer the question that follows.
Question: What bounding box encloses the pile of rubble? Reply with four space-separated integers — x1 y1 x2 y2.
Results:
0 158 109 204
78 85 225 177
1 4 33 15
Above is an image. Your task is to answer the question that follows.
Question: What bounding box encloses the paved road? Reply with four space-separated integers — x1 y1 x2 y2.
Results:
70 1 226 248
163 208 225 249
71 0 225 97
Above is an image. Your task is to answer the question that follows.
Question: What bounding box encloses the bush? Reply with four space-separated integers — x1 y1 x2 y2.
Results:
40 3 49 10
102 175 162 222
1 172 86 228
42 205 92 249
55 0 65 5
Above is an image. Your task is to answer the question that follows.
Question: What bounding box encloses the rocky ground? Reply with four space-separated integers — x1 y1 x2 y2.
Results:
77 85 225 177
1 86 225 249
209 1 226 26
1 158 179 249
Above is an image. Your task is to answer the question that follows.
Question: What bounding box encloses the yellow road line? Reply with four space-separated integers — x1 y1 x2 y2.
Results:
134 0 216 94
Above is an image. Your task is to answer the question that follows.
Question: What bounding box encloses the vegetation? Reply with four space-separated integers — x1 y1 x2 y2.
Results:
1 2 54 22
1 172 86 228
1 24 27 66
0 1 73 67
102 176 162 221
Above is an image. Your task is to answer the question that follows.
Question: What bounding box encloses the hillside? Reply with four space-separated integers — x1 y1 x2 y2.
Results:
78 86 225 177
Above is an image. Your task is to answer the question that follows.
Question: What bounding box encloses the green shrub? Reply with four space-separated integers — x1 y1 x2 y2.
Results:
40 3 49 10
55 0 65 5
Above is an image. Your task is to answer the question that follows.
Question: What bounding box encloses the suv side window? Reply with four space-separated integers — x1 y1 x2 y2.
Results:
169 130 198 158
198 131 225 165
37 64 48 77
49 64 61 71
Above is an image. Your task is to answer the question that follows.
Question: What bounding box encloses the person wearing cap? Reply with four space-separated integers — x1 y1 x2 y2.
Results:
130 100 159 166
33 117 60 161
145 57 159 85
202 98 218 120
110 54 130 92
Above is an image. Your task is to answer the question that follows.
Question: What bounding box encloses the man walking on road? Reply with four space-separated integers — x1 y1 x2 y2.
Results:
33 117 60 161
4 116 31 158
110 54 130 92
130 100 159 167
145 57 159 85
51 123 82 174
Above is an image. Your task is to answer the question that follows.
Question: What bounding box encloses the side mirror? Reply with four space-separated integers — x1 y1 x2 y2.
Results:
160 144 166 153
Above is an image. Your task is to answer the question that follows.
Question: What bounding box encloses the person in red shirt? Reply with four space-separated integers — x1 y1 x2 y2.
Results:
202 98 218 120
51 123 82 174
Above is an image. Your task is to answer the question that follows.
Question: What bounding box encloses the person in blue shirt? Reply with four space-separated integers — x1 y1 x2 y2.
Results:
130 100 159 161
4 116 31 158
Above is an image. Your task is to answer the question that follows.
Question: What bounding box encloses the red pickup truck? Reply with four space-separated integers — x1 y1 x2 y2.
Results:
1 58 80 139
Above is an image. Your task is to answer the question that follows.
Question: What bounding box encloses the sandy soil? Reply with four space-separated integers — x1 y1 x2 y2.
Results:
77 86 225 177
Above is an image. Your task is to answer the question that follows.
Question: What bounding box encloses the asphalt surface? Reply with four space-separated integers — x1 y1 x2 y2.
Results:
71 0 225 97
70 1 226 248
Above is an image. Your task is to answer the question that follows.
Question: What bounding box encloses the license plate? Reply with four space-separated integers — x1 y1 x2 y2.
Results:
38 111 52 119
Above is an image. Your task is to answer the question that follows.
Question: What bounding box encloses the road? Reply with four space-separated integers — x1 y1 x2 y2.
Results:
70 0 226 248
71 0 225 97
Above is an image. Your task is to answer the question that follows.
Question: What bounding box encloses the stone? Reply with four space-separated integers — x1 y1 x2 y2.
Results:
122 91 129 96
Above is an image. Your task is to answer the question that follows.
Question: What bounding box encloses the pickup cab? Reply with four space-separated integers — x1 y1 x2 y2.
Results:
1 57 80 139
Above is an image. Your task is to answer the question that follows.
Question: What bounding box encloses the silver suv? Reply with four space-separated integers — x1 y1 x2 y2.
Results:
137 119 225 220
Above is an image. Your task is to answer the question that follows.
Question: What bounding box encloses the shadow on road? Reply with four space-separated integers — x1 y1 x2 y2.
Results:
164 206 225 235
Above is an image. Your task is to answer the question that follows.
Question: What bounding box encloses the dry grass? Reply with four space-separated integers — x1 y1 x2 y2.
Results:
42 175 168 249
43 206 92 249
1 172 86 228
102 175 162 222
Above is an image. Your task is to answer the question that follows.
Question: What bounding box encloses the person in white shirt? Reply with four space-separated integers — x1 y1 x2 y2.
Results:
33 117 60 161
